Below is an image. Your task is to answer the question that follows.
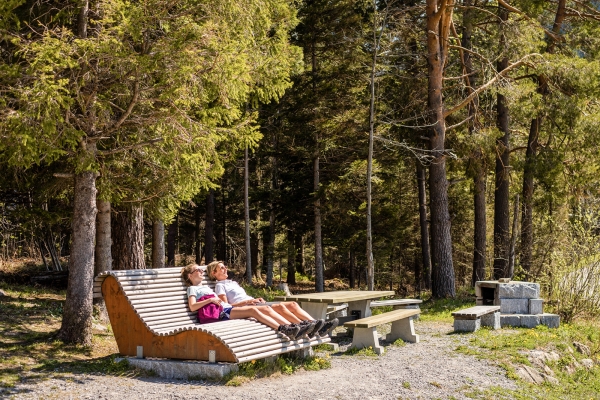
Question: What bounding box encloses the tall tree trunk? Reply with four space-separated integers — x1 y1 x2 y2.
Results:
167 216 177 266
314 144 324 293
507 194 519 279
294 233 304 275
416 161 432 290
93 198 111 321
111 205 145 270
58 169 97 345
520 0 565 277
244 146 252 283
58 6 95 340
204 189 215 263
493 5 510 280
251 231 260 279
152 219 165 268
266 207 275 287
220 184 227 263
286 228 296 285
349 248 355 289
195 204 202 264
461 0 486 286
426 0 456 298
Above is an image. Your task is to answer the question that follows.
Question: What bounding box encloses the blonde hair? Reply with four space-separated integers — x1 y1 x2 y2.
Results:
181 263 202 286
206 260 225 279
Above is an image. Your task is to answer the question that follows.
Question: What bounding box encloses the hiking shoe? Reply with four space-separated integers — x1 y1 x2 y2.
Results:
306 319 325 337
295 321 314 339
317 318 339 337
278 324 300 340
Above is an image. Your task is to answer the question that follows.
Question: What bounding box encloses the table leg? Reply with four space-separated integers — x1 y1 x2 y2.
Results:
351 327 384 355
384 316 419 343
300 302 328 320
347 300 371 319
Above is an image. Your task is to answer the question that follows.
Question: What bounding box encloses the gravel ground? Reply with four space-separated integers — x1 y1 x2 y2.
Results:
6 321 518 400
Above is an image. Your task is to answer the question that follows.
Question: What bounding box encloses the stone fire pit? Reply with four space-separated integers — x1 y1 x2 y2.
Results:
475 280 560 328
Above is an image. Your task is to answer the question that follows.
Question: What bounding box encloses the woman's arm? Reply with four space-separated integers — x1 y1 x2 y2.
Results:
227 297 262 307
188 295 221 312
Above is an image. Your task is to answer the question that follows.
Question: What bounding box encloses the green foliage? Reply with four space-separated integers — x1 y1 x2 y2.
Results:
223 354 331 386
456 321 600 399
344 346 378 357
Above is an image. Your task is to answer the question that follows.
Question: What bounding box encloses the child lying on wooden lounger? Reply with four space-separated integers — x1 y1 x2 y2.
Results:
181 264 301 339
205 261 338 338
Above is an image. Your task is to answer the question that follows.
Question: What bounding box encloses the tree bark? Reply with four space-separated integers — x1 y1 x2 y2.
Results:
266 207 275 287
286 228 296 285
244 146 252 283
416 161 432 290
58 169 97 345
493 5 511 280
294 233 304 275
195 204 202 264
204 189 215 263
461 0 487 286
349 248 355 289
426 0 456 298
520 0 565 276
93 198 111 322
152 219 165 268
314 145 324 293
111 204 145 270
167 216 177 266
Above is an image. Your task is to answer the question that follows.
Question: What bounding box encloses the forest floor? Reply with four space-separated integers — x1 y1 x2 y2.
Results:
1 265 599 399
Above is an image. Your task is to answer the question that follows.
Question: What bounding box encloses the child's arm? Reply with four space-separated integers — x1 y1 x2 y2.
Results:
188 295 222 312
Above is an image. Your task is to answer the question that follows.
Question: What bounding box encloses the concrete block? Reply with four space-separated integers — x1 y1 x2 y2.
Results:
498 283 522 298
476 298 484 306
454 318 480 332
117 357 238 380
498 282 540 299
521 283 540 299
481 311 500 329
539 313 560 329
500 298 529 314
521 315 541 328
529 299 543 315
500 314 521 327
289 346 314 359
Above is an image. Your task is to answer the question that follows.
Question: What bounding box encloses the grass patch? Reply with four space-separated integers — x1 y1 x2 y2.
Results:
0 283 129 390
344 346 378 357
419 289 475 322
455 320 600 399
223 354 331 386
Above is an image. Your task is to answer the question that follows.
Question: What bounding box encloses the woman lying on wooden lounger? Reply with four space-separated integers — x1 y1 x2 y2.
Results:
205 261 338 338
181 264 301 340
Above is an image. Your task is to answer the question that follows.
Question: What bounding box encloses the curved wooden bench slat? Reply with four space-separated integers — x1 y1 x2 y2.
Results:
94 267 329 363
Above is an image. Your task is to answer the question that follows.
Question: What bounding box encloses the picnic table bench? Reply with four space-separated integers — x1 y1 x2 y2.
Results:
93 267 329 364
344 308 420 355
370 299 422 309
452 305 501 332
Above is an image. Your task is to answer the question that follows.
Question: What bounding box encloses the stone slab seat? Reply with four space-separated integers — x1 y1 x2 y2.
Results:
452 305 501 332
343 308 420 355
93 267 329 364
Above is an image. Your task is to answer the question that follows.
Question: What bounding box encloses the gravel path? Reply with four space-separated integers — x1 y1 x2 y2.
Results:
7 321 518 400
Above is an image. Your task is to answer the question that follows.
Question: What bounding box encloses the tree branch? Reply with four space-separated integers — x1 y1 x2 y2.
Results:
97 138 163 157
497 0 562 41
104 80 140 135
444 53 542 118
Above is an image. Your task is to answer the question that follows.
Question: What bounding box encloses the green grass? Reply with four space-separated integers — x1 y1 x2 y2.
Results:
419 288 475 322
0 283 141 391
344 346 378 357
454 322 600 399
223 354 331 386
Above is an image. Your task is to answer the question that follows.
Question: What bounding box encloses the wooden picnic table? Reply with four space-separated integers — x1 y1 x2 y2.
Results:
274 290 395 320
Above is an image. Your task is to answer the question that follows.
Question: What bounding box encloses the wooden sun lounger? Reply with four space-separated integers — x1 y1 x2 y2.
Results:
93 267 330 363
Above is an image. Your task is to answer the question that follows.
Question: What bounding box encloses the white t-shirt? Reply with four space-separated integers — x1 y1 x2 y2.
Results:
214 280 254 305
187 285 231 308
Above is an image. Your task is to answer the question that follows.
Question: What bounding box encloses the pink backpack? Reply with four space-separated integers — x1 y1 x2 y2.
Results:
197 294 223 324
